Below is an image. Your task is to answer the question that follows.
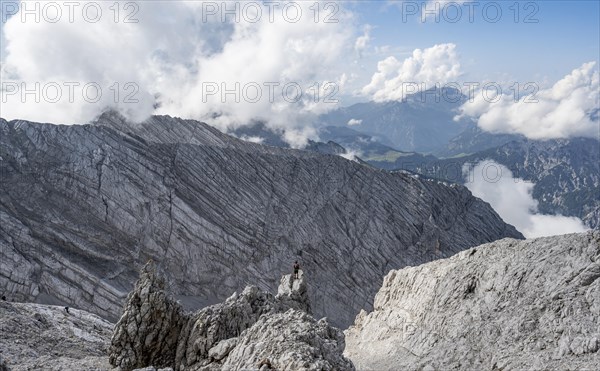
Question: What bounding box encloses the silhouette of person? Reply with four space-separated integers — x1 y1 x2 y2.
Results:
293 261 300 279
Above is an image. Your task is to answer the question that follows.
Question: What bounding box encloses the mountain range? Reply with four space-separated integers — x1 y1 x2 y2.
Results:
0 112 521 329
235 92 599 229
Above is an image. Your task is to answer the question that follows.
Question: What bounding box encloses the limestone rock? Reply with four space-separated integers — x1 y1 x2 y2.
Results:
276 271 311 314
0 356 9 371
0 114 523 328
344 231 600 370
221 310 355 371
0 300 113 370
109 261 186 370
109 260 352 371
207 337 238 362
175 285 279 369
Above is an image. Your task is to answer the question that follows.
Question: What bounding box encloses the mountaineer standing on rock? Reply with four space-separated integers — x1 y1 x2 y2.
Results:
293 261 300 280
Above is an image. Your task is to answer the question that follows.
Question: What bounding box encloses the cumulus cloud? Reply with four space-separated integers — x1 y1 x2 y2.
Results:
0 1 358 147
464 160 588 238
457 62 600 140
362 43 461 102
347 118 362 126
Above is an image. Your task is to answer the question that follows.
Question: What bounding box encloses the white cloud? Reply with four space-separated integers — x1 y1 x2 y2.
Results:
239 135 265 144
0 1 358 147
457 62 600 140
354 24 371 58
340 149 361 162
347 118 362 126
362 43 461 102
464 160 589 238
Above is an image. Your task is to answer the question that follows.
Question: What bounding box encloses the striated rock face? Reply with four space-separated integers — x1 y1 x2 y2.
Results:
110 261 352 371
0 113 522 327
345 231 600 371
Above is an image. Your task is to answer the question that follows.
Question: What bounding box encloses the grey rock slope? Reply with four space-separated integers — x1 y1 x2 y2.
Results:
0 113 522 327
0 300 113 371
345 231 600 371
110 261 353 371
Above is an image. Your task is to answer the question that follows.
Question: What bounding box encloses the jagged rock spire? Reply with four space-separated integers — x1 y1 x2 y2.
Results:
109 261 354 370
109 260 185 370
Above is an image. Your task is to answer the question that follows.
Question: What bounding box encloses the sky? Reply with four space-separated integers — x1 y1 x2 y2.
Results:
0 0 598 145
348 1 600 87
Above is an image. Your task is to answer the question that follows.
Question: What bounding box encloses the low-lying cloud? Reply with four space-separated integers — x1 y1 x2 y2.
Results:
457 62 600 140
464 160 588 238
0 1 360 147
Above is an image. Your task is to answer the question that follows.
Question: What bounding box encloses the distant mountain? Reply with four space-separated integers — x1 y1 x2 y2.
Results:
455 138 600 228
318 87 471 153
0 112 521 328
232 122 598 229
438 125 523 158
378 138 600 228
318 125 436 168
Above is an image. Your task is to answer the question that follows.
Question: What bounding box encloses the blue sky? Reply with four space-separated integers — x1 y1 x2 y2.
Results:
348 0 599 86
0 0 598 140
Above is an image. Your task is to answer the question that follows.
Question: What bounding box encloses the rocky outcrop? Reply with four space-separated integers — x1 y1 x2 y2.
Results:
221 310 353 371
345 231 600 370
175 285 280 369
0 113 522 327
0 300 113 371
276 271 311 314
109 261 352 371
109 261 186 370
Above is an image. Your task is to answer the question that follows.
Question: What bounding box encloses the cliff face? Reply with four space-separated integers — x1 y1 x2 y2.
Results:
0 113 522 327
345 231 600 370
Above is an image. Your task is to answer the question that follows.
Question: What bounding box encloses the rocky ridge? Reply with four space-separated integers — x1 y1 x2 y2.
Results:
345 231 600 370
0 113 522 327
109 261 353 371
